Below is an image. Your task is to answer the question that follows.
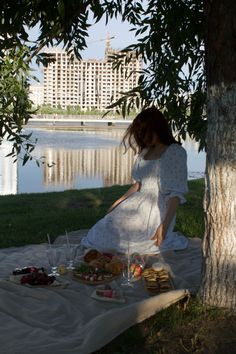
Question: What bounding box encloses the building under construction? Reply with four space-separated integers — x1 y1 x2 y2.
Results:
43 36 142 111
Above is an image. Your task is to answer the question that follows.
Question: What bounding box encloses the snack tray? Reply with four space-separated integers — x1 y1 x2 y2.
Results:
142 268 175 296
8 274 69 288
73 273 119 285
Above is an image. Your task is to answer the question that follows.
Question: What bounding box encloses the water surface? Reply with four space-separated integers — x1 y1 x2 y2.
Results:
0 128 205 195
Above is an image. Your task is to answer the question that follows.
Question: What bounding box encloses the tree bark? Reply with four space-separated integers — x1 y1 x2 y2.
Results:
200 0 236 309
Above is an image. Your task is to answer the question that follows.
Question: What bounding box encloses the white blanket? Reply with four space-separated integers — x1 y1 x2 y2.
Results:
0 235 202 354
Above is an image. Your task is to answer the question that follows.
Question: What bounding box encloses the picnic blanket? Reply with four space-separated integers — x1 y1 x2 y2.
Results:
0 231 202 354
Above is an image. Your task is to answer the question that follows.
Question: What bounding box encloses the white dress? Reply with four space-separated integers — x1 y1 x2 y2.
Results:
81 143 189 254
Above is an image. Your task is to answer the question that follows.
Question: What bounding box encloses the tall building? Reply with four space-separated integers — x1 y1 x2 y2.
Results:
43 37 142 111
29 84 44 107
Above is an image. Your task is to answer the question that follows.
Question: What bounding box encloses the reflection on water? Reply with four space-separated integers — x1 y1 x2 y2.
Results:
182 139 206 180
0 141 17 195
0 128 206 195
43 146 134 190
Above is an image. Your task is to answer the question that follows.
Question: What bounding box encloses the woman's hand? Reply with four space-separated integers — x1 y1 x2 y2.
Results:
151 223 167 247
151 196 180 246
106 204 116 214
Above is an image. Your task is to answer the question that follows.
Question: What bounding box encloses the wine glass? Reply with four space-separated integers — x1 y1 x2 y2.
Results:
47 245 61 276
121 262 135 287
64 244 77 270
120 225 134 287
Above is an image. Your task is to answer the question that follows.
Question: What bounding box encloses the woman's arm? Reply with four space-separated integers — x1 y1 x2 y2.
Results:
151 196 180 246
107 181 141 214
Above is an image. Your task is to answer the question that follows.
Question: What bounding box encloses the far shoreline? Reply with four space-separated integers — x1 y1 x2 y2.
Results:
25 114 133 130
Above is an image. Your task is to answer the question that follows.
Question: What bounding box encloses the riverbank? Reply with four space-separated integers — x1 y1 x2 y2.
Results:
0 179 204 248
26 114 133 130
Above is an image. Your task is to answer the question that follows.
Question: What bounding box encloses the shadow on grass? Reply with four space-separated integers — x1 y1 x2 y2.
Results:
92 297 236 354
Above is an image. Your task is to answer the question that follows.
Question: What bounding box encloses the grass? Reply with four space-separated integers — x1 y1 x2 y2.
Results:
1 178 235 353
0 179 204 248
0 184 128 247
93 297 228 354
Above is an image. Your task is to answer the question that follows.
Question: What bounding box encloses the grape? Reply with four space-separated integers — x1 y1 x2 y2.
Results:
20 270 55 285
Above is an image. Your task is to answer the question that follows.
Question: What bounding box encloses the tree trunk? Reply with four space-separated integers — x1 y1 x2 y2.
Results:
200 0 236 308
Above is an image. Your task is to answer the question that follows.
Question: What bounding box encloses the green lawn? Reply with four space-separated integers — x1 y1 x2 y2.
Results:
1 179 235 353
0 179 204 248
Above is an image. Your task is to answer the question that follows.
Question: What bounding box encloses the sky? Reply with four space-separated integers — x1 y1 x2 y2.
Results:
81 16 137 60
29 16 137 83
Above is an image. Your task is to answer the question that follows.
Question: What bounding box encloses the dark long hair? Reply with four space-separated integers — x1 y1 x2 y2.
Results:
122 107 180 153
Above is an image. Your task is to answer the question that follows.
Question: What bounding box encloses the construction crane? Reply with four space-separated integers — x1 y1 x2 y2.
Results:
87 35 115 44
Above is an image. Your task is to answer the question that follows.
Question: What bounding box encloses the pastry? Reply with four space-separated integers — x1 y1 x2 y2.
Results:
84 249 102 263
142 267 174 295
105 259 123 275
88 259 104 269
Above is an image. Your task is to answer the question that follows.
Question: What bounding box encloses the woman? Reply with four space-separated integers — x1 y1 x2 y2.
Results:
81 107 189 254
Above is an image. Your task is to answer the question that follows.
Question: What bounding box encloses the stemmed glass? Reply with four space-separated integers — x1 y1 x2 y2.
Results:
64 244 77 270
47 245 61 276
122 263 135 287
121 232 134 287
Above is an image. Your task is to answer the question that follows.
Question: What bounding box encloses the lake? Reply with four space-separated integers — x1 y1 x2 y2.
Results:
0 128 206 195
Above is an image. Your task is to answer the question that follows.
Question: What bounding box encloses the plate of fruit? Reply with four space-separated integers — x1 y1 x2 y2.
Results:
91 284 125 303
9 266 69 288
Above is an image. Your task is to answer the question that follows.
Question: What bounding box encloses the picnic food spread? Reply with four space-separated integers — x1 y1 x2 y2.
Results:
73 249 124 284
73 249 175 295
8 250 174 295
